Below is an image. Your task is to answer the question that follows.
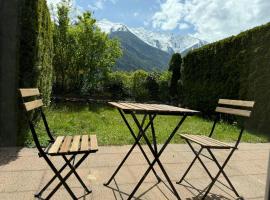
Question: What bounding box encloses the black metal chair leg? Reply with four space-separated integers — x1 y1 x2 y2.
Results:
206 149 240 198
45 153 89 200
35 155 76 197
201 149 236 200
186 142 214 181
176 147 204 184
43 154 78 200
62 155 92 193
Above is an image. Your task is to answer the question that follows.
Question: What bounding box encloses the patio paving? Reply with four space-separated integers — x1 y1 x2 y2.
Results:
0 143 269 200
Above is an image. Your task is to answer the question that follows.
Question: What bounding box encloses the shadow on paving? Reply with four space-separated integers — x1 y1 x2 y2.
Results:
181 180 233 200
105 179 231 200
105 179 161 200
0 147 22 167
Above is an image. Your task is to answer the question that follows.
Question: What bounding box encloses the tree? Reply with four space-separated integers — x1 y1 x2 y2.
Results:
52 1 122 95
53 0 73 92
76 12 122 95
168 53 182 102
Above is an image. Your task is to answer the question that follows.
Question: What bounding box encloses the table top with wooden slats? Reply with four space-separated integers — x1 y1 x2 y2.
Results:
47 135 98 155
108 102 199 116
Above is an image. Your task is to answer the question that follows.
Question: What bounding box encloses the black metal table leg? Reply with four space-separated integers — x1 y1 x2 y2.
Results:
127 113 188 200
149 114 158 154
104 111 160 186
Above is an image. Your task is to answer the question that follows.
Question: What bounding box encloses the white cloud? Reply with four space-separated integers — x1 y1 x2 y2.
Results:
46 0 83 22
152 0 270 42
152 0 185 30
88 0 118 11
179 23 189 30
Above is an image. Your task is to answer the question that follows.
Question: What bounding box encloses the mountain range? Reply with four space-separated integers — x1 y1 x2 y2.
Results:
97 19 207 71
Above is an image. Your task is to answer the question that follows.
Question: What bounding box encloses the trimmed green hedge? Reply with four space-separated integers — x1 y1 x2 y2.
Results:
18 0 53 144
19 0 53 105
182 22 270 133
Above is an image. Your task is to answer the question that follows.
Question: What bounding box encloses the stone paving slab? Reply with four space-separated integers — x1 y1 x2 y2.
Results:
0 143 269 200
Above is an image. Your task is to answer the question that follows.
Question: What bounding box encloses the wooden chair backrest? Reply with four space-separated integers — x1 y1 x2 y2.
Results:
215 99 255 118
19 88 43 112
209 99 255 148
19 88 54 153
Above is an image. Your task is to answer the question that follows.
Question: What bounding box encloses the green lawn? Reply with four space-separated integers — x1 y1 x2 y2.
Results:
23 102 269 147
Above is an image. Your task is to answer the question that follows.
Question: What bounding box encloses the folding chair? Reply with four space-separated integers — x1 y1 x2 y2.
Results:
177 99 255 199
19 88 98 200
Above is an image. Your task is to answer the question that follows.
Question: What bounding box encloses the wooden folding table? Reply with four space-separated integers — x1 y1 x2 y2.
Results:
104 102 199 200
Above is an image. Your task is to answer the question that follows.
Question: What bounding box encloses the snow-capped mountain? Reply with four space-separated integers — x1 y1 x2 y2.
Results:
96 19 207 54
96 19 129 33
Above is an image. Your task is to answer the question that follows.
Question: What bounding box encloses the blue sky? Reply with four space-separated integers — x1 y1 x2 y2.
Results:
77 0 194 35
48 0 270 42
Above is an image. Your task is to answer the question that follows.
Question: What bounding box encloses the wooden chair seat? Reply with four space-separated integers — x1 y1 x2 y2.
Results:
47 135 98 155
180 134 233 149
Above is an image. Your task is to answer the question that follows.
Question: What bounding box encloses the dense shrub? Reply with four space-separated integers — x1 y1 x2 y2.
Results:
103 71 133 99
102 70 171 102
182 22 270 133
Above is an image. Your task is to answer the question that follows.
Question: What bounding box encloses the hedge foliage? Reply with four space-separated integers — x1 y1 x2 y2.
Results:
18 0 53 144
182 22 270 133
20 0 53 105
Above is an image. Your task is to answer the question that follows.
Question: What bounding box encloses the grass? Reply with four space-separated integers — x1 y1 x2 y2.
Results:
23 102 269 147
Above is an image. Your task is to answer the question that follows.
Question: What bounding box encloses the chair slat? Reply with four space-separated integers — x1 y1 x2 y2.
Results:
24 99 43 111
59 136 72 153
80 135 89 151
19 88 40 97
48 136 65 154
218 99 255 108
215 106 251 117
181 134 210 146
180 134 232 149
201 135 232 147
90 135 98 151
69 135 81 152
